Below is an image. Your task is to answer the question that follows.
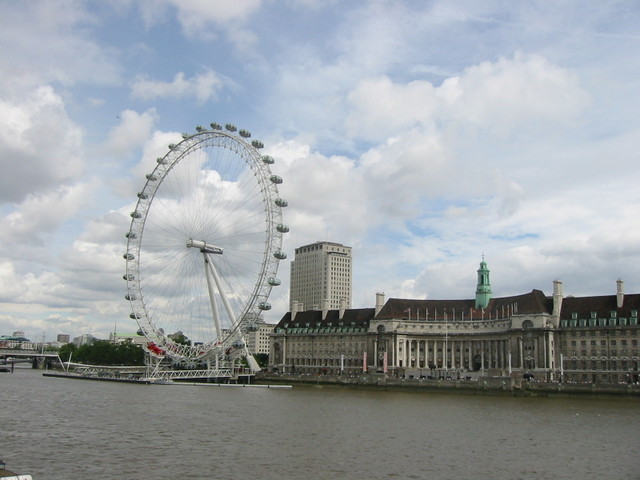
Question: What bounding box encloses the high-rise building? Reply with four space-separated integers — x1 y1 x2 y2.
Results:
290 241 352 312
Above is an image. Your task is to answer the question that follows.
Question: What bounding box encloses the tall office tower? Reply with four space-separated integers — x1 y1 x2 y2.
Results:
290 241 352 312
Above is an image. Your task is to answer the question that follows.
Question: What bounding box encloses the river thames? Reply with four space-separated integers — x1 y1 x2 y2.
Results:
1 367 638 480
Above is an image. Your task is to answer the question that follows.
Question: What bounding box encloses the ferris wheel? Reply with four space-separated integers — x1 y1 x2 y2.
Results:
123 123 288 367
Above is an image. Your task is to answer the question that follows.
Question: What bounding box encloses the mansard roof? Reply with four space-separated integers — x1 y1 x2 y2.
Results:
275 307 376 329
559 293 640 319
375 290 551 320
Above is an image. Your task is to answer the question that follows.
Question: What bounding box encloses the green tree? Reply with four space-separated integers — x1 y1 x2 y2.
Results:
169 331 191 346
254 353 269 368
58 343 77 362
71 340 144 366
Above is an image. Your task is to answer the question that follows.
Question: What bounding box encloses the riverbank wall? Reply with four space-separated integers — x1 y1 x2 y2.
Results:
256 373 640 397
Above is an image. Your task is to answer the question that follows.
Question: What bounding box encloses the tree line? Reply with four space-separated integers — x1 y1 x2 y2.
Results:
59 340 145 366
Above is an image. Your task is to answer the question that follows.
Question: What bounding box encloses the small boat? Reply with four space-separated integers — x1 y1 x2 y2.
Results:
0 460 33 480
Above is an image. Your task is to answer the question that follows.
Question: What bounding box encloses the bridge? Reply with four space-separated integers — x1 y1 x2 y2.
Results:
0 350 62 369
1 349 256 383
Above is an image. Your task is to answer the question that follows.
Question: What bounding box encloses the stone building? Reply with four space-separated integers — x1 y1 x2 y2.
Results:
270 260 639 384
556 280 639 383
245 320 275 356
270 305 374 375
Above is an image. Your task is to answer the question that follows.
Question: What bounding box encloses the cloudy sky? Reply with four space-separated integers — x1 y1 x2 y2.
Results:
1 0 639 342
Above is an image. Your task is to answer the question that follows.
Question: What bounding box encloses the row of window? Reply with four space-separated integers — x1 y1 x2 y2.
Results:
565 329 637 337
564 360 639 370
565 350 637 357
561 316 638 327
564 339 638 346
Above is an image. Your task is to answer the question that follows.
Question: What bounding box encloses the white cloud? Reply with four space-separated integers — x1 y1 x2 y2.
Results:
0 182 94 247
103 109 158 156
0 86 85 204
137 0 262 48
440 53 591 134
169 0 261 41
130 71 223 104
346 53 590 143
0 0 121 90
345 77 439 141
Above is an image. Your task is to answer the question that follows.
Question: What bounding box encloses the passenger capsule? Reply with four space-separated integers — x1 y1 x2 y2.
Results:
137 192 148 199
232 340 245 348
130 313 141 320
258 302 272 311
130 211 142 219
145 174 157 181
123 253 135 260
225 123 237 132
275 198 288 207
125 232 137 239
276 224 289 233
125 293 136 301
123 274 135 281
268 277 281 286
210 122 222 130
157 157 168 164
168 143 176 150
239 129 251 138
246 323 258 332
270 175 283 184
261 155 274 164
182 133 190 139
196 125 205 132
251 140 264 149
273 250 287 260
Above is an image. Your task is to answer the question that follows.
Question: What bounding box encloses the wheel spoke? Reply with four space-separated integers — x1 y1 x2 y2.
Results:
123 127 288 367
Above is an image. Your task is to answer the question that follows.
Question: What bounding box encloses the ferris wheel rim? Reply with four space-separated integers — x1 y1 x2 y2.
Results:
123 126 286 361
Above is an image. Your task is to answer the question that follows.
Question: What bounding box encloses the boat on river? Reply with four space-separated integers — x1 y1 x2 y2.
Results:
0 460 32 480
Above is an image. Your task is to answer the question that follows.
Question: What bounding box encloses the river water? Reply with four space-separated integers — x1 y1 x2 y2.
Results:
1 367 638 480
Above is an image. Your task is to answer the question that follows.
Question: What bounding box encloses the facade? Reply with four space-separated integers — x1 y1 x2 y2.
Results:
270 261 639 384
109 332 148 346
72 334 98 346
270 306 374 375
556 281 639 383
289 241 352 312
245 321 276 355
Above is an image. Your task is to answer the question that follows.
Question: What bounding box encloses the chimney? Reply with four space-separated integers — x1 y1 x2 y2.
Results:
291 301 300 320
339 298 347 319
322 299 330 319
375 292 385 316
617 279 624 308
552 280 563 320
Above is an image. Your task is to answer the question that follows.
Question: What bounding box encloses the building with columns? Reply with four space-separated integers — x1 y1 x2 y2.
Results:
270 260 639 383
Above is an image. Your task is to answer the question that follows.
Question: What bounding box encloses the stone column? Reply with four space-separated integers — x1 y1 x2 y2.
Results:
518 337 523 369
406 339 410 368
451 340 456 369
374 339 378 368
425 340 430 367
